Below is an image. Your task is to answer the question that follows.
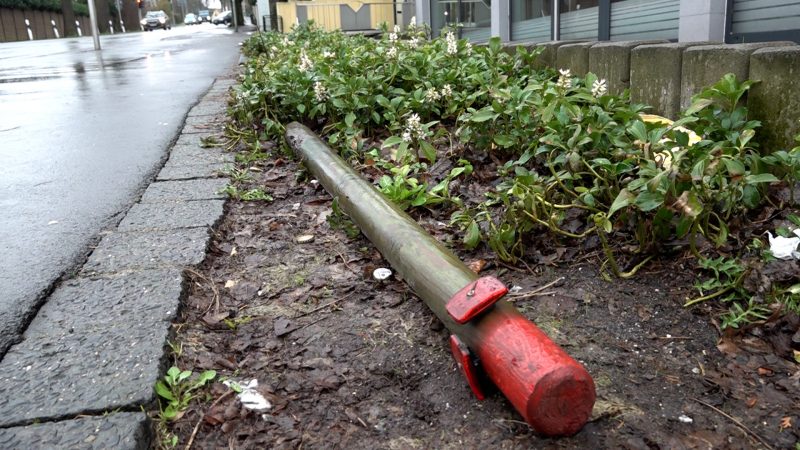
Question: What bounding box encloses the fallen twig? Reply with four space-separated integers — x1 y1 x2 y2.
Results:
292 293 351 319
185 268 221 315
507 277 565 302
184 390 235 450
690 397 774 450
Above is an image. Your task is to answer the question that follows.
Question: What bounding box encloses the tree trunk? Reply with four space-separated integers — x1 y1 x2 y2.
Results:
61 0 77 36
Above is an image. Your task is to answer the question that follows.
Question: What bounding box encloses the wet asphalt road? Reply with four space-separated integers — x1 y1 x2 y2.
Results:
0 24 246 355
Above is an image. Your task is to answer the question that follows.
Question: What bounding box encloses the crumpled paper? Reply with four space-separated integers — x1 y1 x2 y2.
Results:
223 379 272 412
767 229 800 260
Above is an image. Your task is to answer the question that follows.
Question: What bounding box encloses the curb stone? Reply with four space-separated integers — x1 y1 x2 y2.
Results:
0 412 152 450
0 77 234 444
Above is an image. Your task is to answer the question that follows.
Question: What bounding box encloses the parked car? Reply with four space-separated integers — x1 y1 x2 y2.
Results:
197 10 211 23
184 13 198 25
141 10 171 31
212 10 232 26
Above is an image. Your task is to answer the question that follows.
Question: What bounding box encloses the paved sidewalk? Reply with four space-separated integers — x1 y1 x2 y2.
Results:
0 77 235 448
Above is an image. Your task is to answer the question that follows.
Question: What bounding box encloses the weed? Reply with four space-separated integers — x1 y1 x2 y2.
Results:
199 136 220 148
154 366 216 421
221 185 273 201
224 167 254 183
223 316 254 330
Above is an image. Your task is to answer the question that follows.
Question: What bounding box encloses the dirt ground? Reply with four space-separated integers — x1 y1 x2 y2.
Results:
162 138 800 449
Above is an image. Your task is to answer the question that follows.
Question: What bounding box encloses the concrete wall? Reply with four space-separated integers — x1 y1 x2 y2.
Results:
517 39 800 152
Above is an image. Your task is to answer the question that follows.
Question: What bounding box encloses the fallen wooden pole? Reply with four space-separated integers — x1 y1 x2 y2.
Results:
286 122 595 436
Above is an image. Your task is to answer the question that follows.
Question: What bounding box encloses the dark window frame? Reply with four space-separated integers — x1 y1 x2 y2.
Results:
724 0 800 44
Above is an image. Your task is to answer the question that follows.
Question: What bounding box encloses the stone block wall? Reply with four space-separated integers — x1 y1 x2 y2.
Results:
520 39 800 152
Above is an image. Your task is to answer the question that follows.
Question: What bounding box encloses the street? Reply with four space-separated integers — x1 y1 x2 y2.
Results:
0 23 245 355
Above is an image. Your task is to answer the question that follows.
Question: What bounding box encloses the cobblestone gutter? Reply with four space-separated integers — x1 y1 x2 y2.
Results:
0 78 235 449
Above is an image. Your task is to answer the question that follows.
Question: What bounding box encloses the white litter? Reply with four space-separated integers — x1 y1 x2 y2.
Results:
373 268 392 281
223 379 272 412
766 229 800 260
678 414 693 424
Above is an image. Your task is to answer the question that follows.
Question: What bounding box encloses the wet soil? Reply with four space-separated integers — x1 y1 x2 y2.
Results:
164 151 799 449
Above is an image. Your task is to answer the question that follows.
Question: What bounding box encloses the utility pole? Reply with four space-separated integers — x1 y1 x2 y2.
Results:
87 0 101 50
231 0 238 32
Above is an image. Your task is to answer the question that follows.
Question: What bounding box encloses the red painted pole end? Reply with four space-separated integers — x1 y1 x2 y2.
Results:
475 306 596 436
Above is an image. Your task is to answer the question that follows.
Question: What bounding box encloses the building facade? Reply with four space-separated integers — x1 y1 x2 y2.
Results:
413 0 800 44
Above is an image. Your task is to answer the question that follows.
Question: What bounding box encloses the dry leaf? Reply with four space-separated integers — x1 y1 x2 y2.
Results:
224 280 237 289
746 397 758 408
779 416 792 430
757 367 774 377
467 259 486 274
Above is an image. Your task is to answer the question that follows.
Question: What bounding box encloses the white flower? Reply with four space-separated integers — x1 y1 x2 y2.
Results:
404 113 424 140
298 50 313 72
389 32 398 43
591 78 607 97
557 68 572 90
445 32 457 55
313 81 328 102
409 37 420 48
393 24 400 34
465 41 472 56
425 87 441 102
387 46 398 58
409 16 416 27
407 113 421 129
322 50 334 58
441 84 452 97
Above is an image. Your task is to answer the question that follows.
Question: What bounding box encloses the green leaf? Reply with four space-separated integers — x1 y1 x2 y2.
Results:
382 136 403 148
375 95 390 108
197 370 216 385
714 221 729 246
608 189 635 217
723 158 745 177
739 128 755 148
297 104 306 114
345 112 356 128
628 121 648 142
418 140 437 163
493 135 515 148
742 184 761 208
685 98 714 116
155 381 176 402
163 405 179 420
469 108 497 123
676 216 693 238
675 191 704 219
464 221 481 249
635 191 665 212
744 173 779 184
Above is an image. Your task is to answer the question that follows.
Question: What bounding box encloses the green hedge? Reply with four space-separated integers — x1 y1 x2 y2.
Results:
0 0 89 16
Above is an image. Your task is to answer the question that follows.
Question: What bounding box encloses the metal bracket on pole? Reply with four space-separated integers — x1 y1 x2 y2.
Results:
446 276 507 324
449 335 488 400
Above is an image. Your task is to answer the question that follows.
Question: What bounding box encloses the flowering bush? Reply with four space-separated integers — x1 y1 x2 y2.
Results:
233 23 798 292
